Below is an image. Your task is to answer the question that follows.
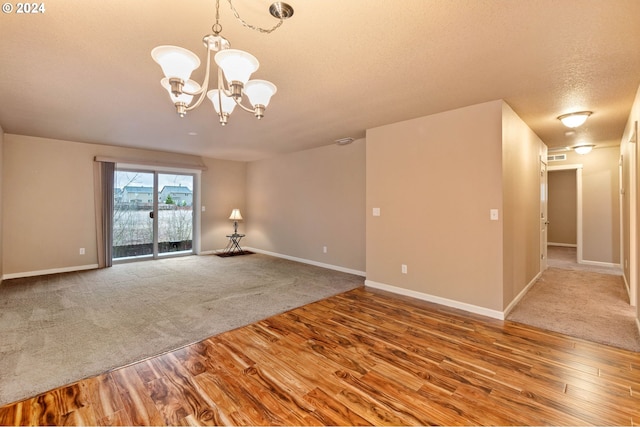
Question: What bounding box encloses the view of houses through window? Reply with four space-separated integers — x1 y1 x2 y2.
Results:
113 170 194 259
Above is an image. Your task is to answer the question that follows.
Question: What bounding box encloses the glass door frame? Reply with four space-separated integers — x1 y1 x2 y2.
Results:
113 163 201 263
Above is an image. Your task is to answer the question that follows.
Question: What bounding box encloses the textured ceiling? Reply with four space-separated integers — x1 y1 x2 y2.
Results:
1 0 640 161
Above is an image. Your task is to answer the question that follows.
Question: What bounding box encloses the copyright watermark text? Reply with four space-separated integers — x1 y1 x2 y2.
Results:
2 3 46 14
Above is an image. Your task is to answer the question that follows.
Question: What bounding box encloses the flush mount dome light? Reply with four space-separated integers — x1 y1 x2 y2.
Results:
573 144 595 155
557 111 592 128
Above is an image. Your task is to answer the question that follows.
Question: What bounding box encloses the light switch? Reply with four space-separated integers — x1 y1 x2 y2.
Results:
372 207 381 217
490 209 499 221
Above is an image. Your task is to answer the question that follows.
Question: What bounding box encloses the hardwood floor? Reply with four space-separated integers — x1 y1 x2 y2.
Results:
1 287 639 426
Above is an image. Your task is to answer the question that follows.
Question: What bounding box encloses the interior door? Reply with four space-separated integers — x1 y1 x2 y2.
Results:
540 160 548 271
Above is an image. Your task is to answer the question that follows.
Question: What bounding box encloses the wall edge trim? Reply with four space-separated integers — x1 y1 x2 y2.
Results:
2 264 99 280
503 271 542 318
579 260 622 269
245 247 366 277
364 279 504 320
548 242 577 248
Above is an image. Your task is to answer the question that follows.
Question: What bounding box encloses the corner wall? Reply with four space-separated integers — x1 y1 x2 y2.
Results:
620 83 640 323
200 157 246 253
0 126 3 282
246 139 366 273
366 101 504 313
501 103 546 308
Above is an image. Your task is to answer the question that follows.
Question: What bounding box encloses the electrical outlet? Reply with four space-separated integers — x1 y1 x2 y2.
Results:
401 264 407 274
372 207 381 217
323 246 327 253
79 248 85 255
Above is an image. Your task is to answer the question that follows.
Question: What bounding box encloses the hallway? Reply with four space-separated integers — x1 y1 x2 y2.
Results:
547 245 622 276
507 245 639 352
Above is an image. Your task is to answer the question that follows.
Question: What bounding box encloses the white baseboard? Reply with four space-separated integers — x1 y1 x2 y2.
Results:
623 274 631 301
503 272 542 318
364 279 504 320
245 247 365 277
548 242 577 247
579 259 622 269
2 264 99 280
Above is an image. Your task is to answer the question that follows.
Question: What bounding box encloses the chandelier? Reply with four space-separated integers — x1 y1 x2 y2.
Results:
151 0 294 125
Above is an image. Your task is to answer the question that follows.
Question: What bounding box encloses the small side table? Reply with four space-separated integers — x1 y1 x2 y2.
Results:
225 233 245 254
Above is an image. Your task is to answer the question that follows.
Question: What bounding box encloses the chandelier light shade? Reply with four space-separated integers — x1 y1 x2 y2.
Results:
214 49 259 86
557 111 592 128
151 46 201 82
245 80 277 108
162 78 202 116
207 89 237 115
150 0 293 126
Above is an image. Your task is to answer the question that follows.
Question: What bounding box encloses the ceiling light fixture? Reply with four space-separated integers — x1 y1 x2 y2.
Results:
573 144 595 155
151 0 293 125
557 111 592 128
335 137 354 145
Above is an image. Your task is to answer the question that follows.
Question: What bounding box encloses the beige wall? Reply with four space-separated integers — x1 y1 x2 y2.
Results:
0 126 3 282
366 101 504 312
620 83 640 321
550 147 620 264
246 139 365 273
501 103 546 308
548 170 577 245
2 134 245 276
200 157 246 253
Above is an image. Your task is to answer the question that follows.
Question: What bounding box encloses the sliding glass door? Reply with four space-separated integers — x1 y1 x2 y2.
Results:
113 169 194 261
157 173 194 256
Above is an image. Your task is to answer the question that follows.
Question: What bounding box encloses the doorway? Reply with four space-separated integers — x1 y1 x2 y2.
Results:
113 169 195 261
547 165 583 265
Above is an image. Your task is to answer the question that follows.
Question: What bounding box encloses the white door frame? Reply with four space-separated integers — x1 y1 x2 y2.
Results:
548 164 583 263
629 141 638 306
540 159 548 272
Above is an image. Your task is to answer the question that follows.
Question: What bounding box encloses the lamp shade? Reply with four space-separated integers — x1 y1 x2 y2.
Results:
558 111 592 128
229 209 243 221
162 78 201 105
151 46 201 82
214 49 259 84
245 80 277 107
207 89 237 115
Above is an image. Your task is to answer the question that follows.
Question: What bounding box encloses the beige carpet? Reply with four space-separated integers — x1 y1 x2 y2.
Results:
0 254 364 406
547 245 624 275
508 267 640 352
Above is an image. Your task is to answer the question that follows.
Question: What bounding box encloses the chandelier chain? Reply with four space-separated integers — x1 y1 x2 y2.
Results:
212 0 222 34
226 0 283 34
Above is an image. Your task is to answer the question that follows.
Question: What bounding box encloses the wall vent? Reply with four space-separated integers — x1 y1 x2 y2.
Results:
547 154 567 162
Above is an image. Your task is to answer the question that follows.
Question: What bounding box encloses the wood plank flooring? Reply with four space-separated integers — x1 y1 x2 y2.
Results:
1 287 639 425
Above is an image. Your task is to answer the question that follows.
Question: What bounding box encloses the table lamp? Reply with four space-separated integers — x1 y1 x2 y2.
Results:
229 209 243 234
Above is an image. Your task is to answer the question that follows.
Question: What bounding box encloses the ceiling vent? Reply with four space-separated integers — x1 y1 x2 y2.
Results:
547 154 567 162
